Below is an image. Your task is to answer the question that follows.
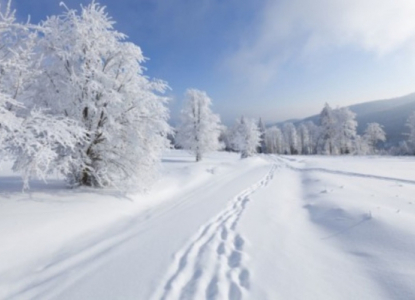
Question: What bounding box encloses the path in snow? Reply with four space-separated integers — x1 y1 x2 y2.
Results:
152 164 278 300
6 153 415 300
48 158 273 300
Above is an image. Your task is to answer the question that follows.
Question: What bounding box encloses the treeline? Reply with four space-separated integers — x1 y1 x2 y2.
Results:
173 94 415 160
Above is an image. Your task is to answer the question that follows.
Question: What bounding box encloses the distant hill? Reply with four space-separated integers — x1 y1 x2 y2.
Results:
294 93 415 146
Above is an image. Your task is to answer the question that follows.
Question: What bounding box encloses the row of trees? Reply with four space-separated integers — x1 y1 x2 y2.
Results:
175 90 261 161
174 101 390 160
258 104 386 156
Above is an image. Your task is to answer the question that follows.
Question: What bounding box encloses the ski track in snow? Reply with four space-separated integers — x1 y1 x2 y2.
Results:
152 164 278 300
275 156 415 185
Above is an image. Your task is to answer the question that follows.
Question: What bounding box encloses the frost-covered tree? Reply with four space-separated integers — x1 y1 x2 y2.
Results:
264 126 284 154
0 1 84 189
176 89 221 161
219 126 234 152
405 111 415 153
334 107 357 154
283 122 299 154
257 118 266 153
32 2 170 188
305 121 321 154
363 123 386 154
297 123 311 154
231 117 261 158
319 103 337 154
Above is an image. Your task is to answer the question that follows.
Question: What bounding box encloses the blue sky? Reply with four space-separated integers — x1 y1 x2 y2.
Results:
11 0 415 125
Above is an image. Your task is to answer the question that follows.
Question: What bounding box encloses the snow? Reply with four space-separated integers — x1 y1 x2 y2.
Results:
1 151 415 299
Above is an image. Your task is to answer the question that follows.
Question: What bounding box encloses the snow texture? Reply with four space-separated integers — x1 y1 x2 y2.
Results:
1 150 415 299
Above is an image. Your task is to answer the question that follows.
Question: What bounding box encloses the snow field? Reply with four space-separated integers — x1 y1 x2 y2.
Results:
2 152 415 299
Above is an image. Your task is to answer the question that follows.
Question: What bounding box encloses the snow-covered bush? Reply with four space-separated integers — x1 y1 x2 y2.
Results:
176 89 222 161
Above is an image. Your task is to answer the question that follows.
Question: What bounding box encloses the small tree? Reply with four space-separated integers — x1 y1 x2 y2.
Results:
363 123 386 154
176 89 222 161
231 117 261 158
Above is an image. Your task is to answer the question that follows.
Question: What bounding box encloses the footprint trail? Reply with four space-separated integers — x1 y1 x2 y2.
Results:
152 164 278 300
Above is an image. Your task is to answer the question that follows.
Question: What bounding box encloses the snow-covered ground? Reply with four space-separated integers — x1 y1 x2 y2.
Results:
1 151 415 299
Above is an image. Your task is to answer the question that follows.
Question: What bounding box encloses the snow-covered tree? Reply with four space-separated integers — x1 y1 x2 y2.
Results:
219 126 234 152
257 118 266 153
0 1 85 189
31 2 171 188
264 126 284 154
363 123 386 154
319 103 337 154
334 107 357 154
176 89 221 161
305 121 321 154
231 117 261 158
297 123 311 154
283 122 299 154
405 111 415 153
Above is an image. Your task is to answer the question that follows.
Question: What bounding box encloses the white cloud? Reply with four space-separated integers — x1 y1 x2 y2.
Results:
227 0 415 85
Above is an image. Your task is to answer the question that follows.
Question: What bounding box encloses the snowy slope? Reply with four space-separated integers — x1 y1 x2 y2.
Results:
2 151 415 299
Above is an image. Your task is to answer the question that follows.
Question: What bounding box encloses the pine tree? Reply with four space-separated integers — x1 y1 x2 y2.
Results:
176 89 222 161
